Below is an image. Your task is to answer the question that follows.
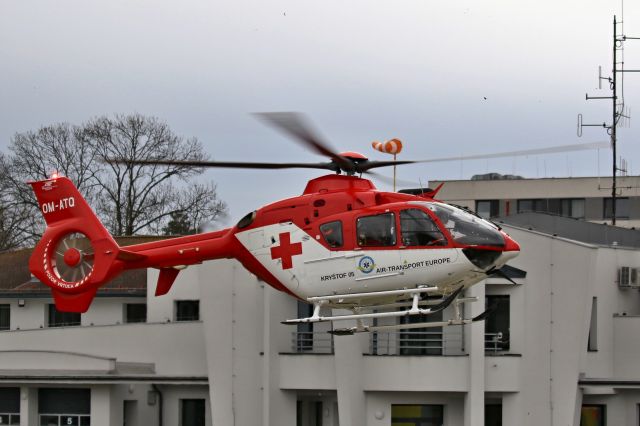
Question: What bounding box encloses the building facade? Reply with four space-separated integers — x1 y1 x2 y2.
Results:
428 174 640 228
1 210 640 424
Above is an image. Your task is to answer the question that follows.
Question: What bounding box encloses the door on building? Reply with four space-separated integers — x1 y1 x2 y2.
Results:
391 404 443 426
180 399 205 426
123 400 137 426
485 295 510 351
296 400 323 426
38 388 90 426
485 404 502 426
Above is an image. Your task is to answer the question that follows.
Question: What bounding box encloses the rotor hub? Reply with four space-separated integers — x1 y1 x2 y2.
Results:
63 248 82 267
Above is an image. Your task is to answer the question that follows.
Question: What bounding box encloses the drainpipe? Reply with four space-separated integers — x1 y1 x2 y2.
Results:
152 384 163 426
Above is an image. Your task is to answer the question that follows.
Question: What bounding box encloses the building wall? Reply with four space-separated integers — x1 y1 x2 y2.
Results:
428 175 640 226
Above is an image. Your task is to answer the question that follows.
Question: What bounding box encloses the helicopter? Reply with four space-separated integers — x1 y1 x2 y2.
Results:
27 113 607 334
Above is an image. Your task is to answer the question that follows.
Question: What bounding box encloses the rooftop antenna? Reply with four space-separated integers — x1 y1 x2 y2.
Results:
577 14 639 225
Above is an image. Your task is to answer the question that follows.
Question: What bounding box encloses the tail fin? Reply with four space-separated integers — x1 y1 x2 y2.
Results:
29 177 128 312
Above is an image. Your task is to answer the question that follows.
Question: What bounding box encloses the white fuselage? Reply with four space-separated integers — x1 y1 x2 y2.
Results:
235 222 516 305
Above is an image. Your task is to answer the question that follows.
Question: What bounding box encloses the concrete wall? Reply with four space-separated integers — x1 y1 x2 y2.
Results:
0 322 207 375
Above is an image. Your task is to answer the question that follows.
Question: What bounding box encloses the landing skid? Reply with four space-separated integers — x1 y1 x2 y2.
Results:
283 285 493 335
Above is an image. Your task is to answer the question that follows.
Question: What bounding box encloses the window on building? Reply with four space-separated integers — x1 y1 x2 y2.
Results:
391 405 443 426
476 200 500 219
604 197 630 219
562 199 585 219
485 295 510 351
517 199 545 213
319 221 343 248
175 301 200 321
400 209 446 247
588 297 598 352
296 301 314 352
124 303 147 324
47 304 81 327
0 388 20 425
39 388 90 426
399 309 443 356
580 404 605 426
0 304 9 331
356 213 396 247
180 399 205 426
485 404 502 426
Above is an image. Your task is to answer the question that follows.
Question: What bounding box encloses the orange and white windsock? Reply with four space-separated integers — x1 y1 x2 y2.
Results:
372 138 403 155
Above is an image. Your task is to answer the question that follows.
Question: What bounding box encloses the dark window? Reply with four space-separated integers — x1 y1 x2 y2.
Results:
47 304 81 327
0 387 19 425
181 399 205 426
588 297 598 352
562 199 585 219
485 404 502 426
399 309 443 356
357 213 396 247
39 388 90 426
400 209 446 247
604 197 630 219
518 199 546 213
0 305 9 330
476 200 499 219
517 198 585 219
319 221 343 248
485 295 510 351
580 404 605 426
296 301 313 352
124 304 147 324
175 301 200 321
391 405 443 426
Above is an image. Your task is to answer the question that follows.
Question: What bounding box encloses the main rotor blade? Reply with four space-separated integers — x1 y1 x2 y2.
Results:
254 112 354 172
416 141 610 164
105 158 337 171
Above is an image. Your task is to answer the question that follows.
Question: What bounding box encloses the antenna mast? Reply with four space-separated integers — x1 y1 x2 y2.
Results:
578 15 638 225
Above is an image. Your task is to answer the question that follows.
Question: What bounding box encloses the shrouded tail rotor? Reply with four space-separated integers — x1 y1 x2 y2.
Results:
48 232 95 288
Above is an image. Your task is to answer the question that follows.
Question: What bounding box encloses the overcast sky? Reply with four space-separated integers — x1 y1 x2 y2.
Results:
1 0 639 222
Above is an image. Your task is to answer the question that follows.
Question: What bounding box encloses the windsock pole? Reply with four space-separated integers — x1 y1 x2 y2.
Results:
393 153 397 192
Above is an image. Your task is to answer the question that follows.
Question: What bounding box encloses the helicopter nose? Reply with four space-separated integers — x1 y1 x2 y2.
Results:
503 234 520 252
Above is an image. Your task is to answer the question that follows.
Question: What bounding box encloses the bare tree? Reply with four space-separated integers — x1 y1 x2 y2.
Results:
0 154 33 251
3 114 227 244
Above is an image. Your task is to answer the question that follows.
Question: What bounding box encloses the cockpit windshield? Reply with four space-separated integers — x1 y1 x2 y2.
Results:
418 202 505 247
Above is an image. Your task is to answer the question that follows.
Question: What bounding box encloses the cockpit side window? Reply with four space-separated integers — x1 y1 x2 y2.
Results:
320 221 343 248
426 202 505 247
400 209 447 247
357 213 396 247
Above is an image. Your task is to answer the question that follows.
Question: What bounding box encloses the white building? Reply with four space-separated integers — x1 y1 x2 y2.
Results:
1 191 640 425
427 174 640 228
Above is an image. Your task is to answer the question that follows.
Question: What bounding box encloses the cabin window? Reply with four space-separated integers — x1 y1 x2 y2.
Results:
357 213 396 247
400 209 446 247
320 221 343 248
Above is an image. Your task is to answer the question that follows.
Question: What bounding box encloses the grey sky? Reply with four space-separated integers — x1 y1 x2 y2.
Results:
1 0 639 221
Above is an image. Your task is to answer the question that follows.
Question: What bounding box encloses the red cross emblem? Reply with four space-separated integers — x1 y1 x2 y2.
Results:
270 232 303 270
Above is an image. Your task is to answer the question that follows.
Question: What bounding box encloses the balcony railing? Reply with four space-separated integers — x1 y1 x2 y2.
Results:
291 332 334 354
289 330 507 355
369 330 462 356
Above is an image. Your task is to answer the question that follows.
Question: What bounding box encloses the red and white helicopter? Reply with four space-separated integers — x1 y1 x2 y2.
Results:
27 113 606 334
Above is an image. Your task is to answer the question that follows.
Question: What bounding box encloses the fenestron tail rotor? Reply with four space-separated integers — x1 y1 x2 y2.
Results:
49 232 95 287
